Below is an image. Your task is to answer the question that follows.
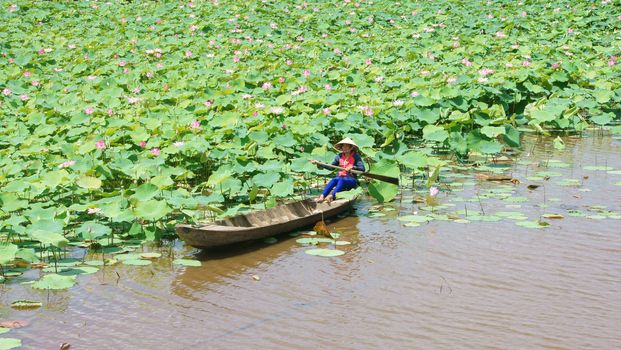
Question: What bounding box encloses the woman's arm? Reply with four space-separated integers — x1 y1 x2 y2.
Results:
353 153 365 172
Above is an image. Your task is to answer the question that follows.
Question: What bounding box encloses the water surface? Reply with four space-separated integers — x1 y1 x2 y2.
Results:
2 133 621 349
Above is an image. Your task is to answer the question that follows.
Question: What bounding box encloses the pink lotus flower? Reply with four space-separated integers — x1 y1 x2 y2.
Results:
118 61 126 67
270 22 278 29
567 28 574 34
495 31 506 38
462 59 473 66
453 41 460 48
146 71 154 78
296 36 304 42
20 94 29 101
190 120 201 129
365 58 372 65
278 77 285 83
174 141 184 147
255 103 265 109
23 71 31 77
31 80 40 86
359 105 374 116
522 60 531 67
479 68 494 76
59 160 76 168
87 207 101 214
139 141 147 148
107 108 114 116
323 108 332 115
609 60 617 66
2 88 12 96
233 55 240 62
551 63 560 69
203 100 212 108
302 69 311 77
126 96 140 104
96 140 106 149
37 49 46 54
446 77 457 83
150 148 160 156
291 85 307 95
132 87 141 94
8 4 17 12
285 59 292 65
429 186 439 197
84 107 94 115
410 91 420 97
270 106 284 114
185 50 193 58
393 100 404 106
262 82 272 89
333 48 342 55
324 84 332 91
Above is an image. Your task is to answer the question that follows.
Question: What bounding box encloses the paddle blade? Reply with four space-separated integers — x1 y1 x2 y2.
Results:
362 172 399 185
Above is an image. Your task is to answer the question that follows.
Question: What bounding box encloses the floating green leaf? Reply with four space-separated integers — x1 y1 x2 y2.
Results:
32 274 76 290
305 248 345 257
11 300 43 309
173 259 202 267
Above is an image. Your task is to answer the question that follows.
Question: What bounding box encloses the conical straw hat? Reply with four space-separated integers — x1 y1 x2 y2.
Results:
334 137 358 151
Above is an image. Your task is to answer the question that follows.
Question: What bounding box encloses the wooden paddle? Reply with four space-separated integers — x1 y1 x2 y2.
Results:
313 161 399 185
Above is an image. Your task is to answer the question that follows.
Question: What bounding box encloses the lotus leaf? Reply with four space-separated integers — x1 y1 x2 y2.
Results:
32 274 76 290
173 259 202 267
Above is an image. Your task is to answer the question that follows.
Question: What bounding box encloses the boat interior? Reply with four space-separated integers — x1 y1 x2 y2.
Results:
213 199 327 228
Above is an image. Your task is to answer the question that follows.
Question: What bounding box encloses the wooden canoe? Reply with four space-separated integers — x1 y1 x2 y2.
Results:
176 197 356 249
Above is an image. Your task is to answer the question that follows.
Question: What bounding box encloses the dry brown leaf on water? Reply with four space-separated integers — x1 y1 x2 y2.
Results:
60 343 71 350
251 275 260 281
527 184 540 190
510 178 520 185
313 221 330 237
542 214 564 219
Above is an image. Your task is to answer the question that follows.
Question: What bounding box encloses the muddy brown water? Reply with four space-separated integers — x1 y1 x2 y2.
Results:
2 132 621 349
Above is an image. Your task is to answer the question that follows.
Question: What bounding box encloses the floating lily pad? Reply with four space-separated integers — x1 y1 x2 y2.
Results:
0 338 21 349
115 253 143 261
296 237 334 245
398 215 431 223
32 274 76 290
84 260 104 266
453 219 470 224
140 252 162 259
263 237 277 244
122 259 152 266
516 221 550 229
556 179 581 186
305 248 345 257
583 166 614 171
11 300 42 309
59 266 99 276
334 241 351 246
0 328 9 335
172 259 201 267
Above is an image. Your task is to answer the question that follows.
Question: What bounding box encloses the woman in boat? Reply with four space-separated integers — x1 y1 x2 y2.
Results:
310 137 365 203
